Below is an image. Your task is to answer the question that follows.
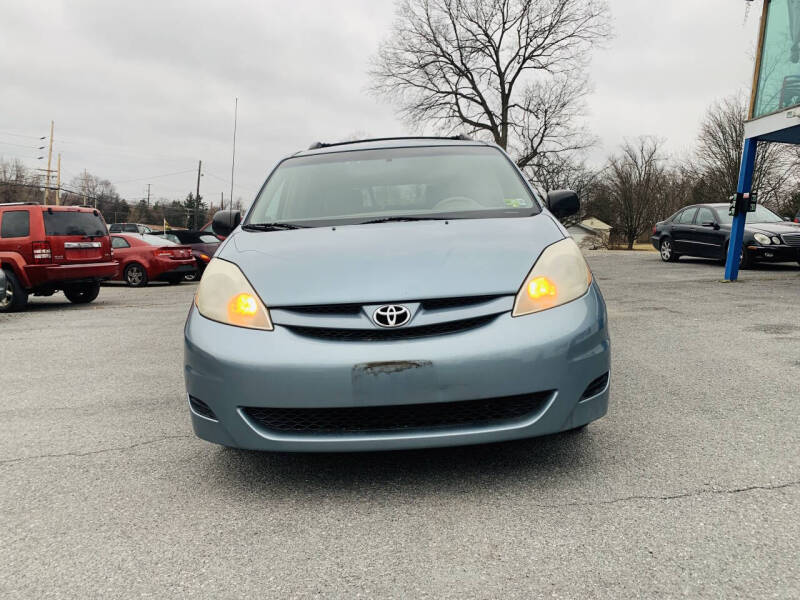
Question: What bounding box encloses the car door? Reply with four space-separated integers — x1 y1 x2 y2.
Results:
111 235 134 269
694 206 726 259
670 207 698 254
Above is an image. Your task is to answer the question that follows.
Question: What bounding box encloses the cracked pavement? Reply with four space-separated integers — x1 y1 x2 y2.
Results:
1 253 799 598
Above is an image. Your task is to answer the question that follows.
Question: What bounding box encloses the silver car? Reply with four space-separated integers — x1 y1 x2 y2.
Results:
184 137 610 452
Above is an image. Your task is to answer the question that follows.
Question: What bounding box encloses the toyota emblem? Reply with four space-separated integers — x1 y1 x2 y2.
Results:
372 305 411 328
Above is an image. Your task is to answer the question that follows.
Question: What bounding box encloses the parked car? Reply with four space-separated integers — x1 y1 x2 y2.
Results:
108 223 153 234
185 136 610 452
651 203 800 268
794 209 800 223
110 233 196 286
146 230 220 280
0 202 117 312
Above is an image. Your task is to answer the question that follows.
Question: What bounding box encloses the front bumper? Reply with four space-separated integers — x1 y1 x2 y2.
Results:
184 284 611 452
746 244 799 262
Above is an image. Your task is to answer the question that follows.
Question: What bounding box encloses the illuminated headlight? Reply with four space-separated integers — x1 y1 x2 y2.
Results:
754 233 771 245
771 236 781 245
512 238 592 317
195 258 273 330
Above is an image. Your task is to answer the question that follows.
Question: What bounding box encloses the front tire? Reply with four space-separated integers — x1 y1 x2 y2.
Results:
726 243 752 270
124 263 148 287
739 246 752 269
0 269 28 312
63 282 100 304
660 238 679 262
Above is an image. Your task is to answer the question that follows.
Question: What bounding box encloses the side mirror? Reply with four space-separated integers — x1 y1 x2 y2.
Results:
546 190 580 220
783 216 791 221
212 210 241 237
700 221 719 229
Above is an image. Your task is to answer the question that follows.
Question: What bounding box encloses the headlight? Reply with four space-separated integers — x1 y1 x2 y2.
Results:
754 233 771 245
771 236 781 245
195 258 273 330
512 238 592 317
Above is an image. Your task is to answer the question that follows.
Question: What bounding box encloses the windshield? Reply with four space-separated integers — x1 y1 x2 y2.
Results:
43 211 107 236
245 146 539 227
716 204 784 225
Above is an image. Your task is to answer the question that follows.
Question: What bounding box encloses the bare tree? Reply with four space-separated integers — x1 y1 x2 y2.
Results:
693 94 796 209
603 137 669 250
371 0 610 168
0 159 43 204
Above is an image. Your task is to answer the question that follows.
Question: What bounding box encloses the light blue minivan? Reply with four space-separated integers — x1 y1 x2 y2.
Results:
184 137 610 452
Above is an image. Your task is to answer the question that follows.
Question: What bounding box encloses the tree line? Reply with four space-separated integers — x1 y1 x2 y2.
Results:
0 162 245 230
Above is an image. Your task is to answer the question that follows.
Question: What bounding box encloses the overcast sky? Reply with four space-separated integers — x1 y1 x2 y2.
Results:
1 0 761 205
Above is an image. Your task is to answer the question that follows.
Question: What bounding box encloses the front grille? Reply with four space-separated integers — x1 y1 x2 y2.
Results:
420 295 502 311
284 314 497 342
581 372 609 400
242 391 552 434
282 303 363 315
781 233 800 247
281 295 504 316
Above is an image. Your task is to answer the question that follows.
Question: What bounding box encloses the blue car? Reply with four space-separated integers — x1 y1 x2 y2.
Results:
184 137 610 452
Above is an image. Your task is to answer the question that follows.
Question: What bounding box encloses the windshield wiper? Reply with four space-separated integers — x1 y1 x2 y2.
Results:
358 216 449 225
242 222 306 231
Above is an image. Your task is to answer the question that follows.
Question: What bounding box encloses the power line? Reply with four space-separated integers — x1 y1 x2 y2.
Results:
0 130 45 140
0 140 46 150
113 169 196 185
205 171 258 195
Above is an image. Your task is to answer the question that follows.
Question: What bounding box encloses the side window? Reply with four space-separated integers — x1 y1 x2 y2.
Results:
111 237 130 249
1 210 30 238
696 208 715 224
676 208 697 224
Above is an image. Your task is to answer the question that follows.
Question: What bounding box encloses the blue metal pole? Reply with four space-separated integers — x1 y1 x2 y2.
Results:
724 138 758 281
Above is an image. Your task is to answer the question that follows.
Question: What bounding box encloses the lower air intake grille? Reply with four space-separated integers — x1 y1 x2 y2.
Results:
284 314 497 342
243 392 552 435
581 372 609 400
189 396 218 421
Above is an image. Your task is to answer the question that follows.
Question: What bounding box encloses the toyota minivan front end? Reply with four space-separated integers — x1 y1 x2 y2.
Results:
184 138 610 452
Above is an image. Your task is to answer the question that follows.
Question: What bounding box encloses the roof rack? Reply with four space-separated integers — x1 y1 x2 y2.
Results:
0 202 41 207
307 135 474 151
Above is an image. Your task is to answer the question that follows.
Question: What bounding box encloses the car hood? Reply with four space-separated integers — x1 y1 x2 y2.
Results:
220 215 564 306
745 221 800 236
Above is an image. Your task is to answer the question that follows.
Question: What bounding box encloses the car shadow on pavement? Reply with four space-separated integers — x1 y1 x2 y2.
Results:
201 429 601 498
675 257 800 272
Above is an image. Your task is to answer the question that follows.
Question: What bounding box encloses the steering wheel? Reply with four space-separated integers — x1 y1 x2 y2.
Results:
432 196 484 211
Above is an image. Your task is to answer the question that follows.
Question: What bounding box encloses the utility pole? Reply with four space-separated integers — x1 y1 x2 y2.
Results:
220 191 223 213
82 169 89 206
146 184 151 206
44 121 54 204
230 97 238 213
56 154 61 206
195 159 202 229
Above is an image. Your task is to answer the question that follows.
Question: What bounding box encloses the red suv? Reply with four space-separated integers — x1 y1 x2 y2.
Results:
0 203 117 312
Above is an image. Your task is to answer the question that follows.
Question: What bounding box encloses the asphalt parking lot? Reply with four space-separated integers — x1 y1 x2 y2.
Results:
1 252 799 599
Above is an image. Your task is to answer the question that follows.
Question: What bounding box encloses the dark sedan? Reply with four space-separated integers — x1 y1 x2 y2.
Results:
149 230 220 280
651 203 800 268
